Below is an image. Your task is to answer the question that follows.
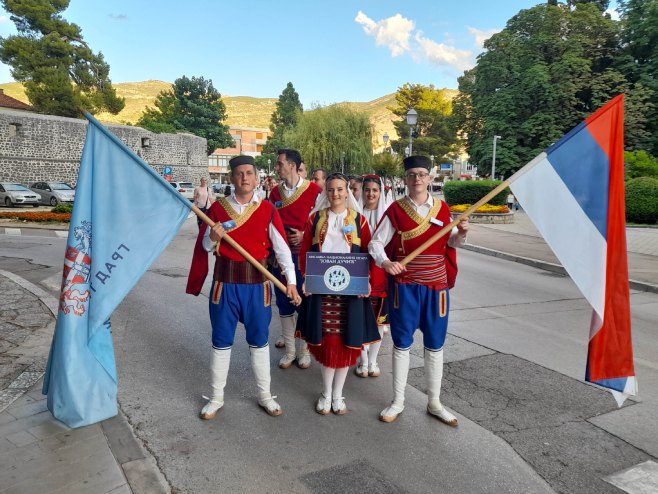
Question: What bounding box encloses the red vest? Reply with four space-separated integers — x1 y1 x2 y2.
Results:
186 198 288 295
269 180 321 228
384 197 457 290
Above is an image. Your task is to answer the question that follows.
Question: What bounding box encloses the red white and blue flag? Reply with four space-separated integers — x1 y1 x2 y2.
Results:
509 95 636 405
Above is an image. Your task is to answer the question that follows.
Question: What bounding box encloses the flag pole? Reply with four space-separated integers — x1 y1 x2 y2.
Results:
399 154 545 267
190 205 290 294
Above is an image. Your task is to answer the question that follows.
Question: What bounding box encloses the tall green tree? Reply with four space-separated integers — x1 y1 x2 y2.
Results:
0 0 124 117
264 82 303 154
388 83 458 161
284 104 373 174
138 76 232 155
454 2 654 176
617 0 658 155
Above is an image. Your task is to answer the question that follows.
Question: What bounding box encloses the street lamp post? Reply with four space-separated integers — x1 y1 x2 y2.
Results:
430 154 435 169
383 132 389 152
406 108 418 156
341 151 345 175
267 158 271 177
491 135 502 179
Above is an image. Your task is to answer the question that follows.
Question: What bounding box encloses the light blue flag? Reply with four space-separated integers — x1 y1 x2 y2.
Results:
42 113 192 428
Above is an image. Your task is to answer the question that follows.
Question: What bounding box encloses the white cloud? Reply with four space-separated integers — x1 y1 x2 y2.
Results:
415 33 473 72
355 10 414 57
467 27 500 49
0 15 9 24
605 8 620 21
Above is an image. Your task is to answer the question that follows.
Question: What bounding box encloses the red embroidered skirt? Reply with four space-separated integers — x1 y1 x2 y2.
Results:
308 295 360 368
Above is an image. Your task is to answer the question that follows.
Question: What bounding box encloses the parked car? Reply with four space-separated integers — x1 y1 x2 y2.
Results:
30 181 75 206
169 181 195 201
0 183 41 207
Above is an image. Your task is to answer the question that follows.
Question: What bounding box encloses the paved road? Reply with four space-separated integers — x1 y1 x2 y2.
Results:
1 218 657 493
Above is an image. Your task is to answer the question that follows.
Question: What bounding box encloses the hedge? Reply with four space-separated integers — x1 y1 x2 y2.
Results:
626 177 658 224
443 180 508 206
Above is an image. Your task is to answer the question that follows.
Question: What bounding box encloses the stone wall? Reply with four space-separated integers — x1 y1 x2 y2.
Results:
0 109 208 186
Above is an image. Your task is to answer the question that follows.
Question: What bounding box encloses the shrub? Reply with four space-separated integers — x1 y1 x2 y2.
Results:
51 203 73 213
443 180 508 206
626 177 658 224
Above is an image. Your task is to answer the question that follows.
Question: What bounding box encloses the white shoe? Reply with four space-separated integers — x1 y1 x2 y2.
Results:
279 353 296 369
427 401 458 427
200 396 224 420
316 393 331 415
355 362 368 378
296 352 312 369
258 393 282 417
368 362 380 377
274 335 285 348
332 397 347 415
379 403 404 423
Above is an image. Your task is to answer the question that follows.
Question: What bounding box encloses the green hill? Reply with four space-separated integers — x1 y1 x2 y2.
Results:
0 80 457 144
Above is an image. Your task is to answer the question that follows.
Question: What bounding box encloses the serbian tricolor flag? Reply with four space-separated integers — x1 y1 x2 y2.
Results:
509 95 636 405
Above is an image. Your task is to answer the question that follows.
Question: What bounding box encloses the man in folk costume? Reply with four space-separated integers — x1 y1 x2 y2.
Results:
369 155 469 426
269 148 322 369
186 155 301 420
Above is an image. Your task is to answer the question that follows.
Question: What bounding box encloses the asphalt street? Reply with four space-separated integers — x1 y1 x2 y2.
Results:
1 217 657 493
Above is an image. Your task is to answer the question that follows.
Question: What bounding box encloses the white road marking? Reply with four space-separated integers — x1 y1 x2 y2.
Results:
604 460 658 494
55 230 68 238
5 228 21 235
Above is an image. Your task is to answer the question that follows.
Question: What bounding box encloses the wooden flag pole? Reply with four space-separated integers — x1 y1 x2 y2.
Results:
191 204 289 294
400 179 512 266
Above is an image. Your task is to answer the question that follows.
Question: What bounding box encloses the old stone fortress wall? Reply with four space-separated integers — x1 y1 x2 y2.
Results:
0 108 208 186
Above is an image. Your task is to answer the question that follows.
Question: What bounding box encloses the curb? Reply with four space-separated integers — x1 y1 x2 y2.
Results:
0 269 170 494
463 244 658 294
0 221 69 231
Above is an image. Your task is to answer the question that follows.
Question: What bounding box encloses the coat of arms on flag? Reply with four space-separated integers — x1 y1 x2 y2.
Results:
60 220 92 316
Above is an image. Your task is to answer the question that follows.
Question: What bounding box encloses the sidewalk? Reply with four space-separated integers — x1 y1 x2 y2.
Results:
464 210 658 293
0 270 168 494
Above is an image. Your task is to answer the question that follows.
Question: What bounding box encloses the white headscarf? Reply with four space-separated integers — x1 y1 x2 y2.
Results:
359 175 392 225
311 174 363 215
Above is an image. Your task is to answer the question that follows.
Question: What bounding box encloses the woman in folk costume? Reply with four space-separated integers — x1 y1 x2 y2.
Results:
355 174 393 378
297 173 380 415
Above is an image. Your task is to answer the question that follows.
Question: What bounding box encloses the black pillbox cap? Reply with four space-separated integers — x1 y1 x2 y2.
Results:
229 155 255 168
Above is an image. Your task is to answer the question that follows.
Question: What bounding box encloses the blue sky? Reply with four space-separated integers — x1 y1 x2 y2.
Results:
0 1 620 107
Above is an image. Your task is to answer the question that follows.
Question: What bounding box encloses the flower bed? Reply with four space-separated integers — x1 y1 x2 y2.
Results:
0 211 71 222
450 204 514 224
449 204 510 214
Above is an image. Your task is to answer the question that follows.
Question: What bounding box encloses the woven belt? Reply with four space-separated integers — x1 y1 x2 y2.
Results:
214 257 268 284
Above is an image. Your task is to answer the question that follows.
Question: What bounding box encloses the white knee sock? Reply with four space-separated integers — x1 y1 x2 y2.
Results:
332 367 349 399
281 315 296 358
210 347 231 398
425 348 444 407
320 364 335 398
391 348 410 407
360 347 369 367
367 326 385 365
250 345 272 398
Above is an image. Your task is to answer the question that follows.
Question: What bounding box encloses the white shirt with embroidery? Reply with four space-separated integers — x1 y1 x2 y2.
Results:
368 194 467 267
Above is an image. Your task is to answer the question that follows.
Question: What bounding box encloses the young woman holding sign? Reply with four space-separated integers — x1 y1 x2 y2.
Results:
296 173 380 415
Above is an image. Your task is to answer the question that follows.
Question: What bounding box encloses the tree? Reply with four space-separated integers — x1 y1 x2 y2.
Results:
137 76 232 155
617 0 658 155
0 0 124 117
454 2 654 177
372 152 402 178
284 104 373 174
388 83 458 161
264 82 303 154
624 150 658 179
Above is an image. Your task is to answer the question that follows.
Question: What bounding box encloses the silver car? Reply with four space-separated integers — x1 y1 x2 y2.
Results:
0 183 41 207
169 181 195 201
30 181 76 206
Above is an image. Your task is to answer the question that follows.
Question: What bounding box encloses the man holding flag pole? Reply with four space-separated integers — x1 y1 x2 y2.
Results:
371 94 635 426
187 155 302 420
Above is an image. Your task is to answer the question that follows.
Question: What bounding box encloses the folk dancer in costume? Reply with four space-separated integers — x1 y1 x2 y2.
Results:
269 148 322 368
186 155 301 420
355 174 393 378
369 156 469 426
297 173 380 415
